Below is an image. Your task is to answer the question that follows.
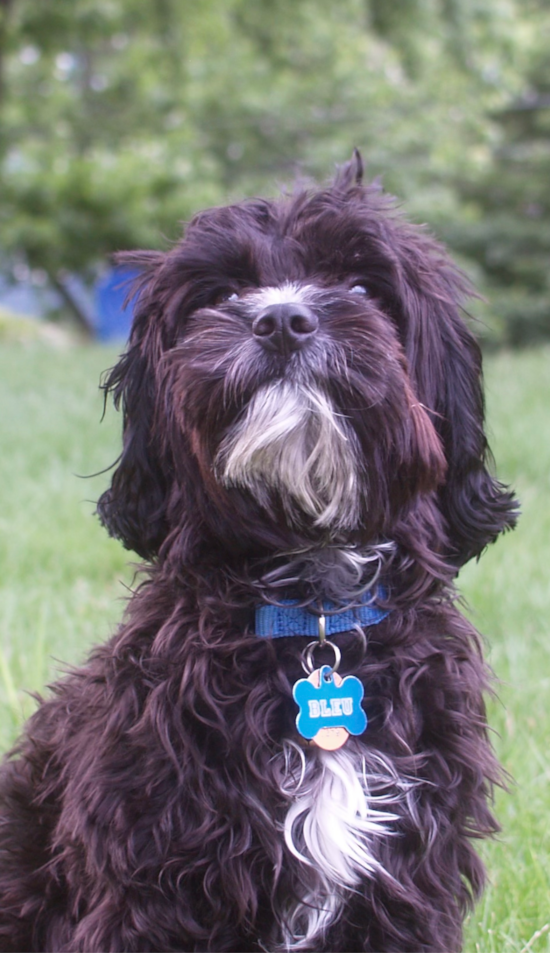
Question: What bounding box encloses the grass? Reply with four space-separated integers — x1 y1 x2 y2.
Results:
459 350 550 953
0 342 131 744
0 340 549 952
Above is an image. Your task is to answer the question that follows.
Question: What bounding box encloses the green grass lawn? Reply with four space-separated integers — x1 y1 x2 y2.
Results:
0 341 549 952
0 343 131 743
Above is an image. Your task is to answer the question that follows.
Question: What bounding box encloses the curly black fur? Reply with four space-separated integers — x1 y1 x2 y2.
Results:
0 152 517 952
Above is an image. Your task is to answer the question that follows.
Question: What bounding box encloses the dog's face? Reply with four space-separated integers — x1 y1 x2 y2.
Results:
98 153 517 565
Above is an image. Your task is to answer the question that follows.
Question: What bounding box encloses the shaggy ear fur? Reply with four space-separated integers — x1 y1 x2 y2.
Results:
330 152 517 564
333 148 364 190
391 232 518 565
96 253 170 559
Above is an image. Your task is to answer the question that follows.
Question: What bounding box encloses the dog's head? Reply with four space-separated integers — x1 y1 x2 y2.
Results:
97 152 517 567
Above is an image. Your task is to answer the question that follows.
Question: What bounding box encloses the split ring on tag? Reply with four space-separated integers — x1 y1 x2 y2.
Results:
301 638 341 676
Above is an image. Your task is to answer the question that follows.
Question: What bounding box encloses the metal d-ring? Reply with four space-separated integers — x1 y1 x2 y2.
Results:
301 638 342 676
317 613 326 645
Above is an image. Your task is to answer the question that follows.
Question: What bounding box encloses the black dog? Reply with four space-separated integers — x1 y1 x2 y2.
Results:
0 153 517 952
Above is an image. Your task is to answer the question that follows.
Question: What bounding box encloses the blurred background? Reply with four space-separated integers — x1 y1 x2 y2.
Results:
0 0 549 346
0 3 549 952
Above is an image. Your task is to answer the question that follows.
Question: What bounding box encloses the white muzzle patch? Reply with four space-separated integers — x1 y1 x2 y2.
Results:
215 380 360 531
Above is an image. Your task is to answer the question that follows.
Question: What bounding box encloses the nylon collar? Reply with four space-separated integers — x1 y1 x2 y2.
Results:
255 588 388 639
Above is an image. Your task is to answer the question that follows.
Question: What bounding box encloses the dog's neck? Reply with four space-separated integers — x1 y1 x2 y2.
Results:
252 541 395 607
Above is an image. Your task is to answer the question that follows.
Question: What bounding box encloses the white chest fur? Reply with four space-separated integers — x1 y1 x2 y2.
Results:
275 740 415 951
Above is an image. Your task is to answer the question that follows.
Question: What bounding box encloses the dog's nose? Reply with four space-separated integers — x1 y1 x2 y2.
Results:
252 303 318 353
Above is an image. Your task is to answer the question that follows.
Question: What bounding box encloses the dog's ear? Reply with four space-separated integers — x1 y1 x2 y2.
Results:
333 148 364 191
392 234 518 565
96 254 170 559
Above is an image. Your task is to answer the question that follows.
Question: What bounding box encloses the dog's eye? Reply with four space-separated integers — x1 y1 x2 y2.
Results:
211 290 239 306
349 284 368 296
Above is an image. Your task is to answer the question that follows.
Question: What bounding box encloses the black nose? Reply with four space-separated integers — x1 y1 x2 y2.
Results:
252 303 319 354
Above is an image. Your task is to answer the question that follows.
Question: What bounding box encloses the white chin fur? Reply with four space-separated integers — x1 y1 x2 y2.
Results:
215 381 361 531
274 741 412 952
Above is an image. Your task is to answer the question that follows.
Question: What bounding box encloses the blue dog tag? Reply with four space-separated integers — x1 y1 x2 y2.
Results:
293 665 367 743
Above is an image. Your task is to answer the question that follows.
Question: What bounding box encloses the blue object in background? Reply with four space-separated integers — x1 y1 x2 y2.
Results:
94 266 141 342
0 273 63 317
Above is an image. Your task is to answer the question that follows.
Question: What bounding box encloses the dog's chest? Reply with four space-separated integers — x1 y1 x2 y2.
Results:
273 740 411 950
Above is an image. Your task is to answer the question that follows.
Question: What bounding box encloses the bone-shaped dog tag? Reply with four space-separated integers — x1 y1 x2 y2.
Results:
293 665 367 751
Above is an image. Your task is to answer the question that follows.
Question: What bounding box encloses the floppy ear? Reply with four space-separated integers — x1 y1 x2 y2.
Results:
391 231 518 565
96 253 171 559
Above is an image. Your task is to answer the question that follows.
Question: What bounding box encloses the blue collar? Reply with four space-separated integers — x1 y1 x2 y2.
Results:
255 589 388 639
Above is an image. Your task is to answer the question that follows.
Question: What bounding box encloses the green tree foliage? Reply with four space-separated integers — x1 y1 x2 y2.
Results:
0 0 544 343
442 0 550 344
